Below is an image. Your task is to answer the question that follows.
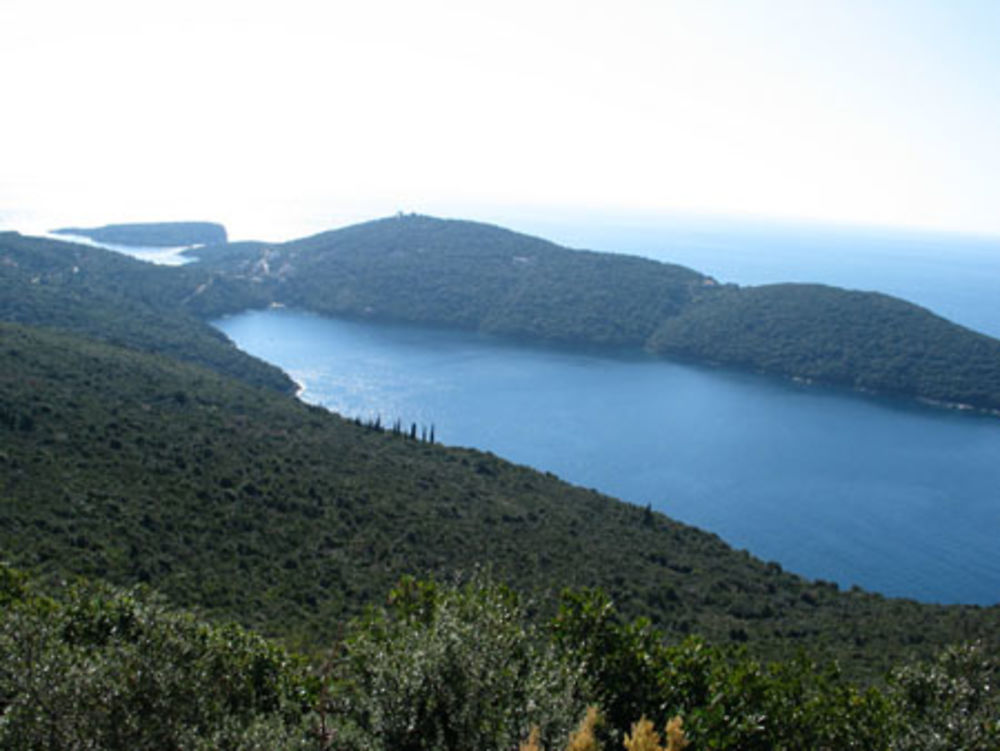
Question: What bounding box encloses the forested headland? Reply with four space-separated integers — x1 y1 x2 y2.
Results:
184 214 1000 413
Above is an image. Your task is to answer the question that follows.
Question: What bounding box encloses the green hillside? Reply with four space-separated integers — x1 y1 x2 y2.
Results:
185 214 1000 411
4 221 1000 747
648 283 1000 409
189 214 712 347
0 231 292 392
2 321 997 678
22 215 1000 412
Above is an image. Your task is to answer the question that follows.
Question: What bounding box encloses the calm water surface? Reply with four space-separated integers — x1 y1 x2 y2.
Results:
215 309 1000 605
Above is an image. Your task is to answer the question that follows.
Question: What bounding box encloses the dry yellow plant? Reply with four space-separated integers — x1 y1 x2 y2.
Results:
621 715 689 751
623 717 662 751
664 716 689 751
520 726 542 751
565 705 601 751
519 708 687 751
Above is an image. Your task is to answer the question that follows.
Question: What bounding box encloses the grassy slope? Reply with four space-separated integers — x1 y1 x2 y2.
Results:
2 321 997 679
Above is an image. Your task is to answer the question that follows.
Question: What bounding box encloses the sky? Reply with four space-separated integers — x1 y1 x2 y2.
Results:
2 0 999 240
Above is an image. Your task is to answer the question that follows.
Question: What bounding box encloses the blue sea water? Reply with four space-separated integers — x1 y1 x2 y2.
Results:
215 304 1000 606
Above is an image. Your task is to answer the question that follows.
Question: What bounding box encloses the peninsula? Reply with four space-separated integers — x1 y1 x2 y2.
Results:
183 214 1000 413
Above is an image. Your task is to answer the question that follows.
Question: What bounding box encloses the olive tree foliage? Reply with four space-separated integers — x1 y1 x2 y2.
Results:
888 641 1000 751
4 562 995 751
550 588 896 751
0 566 314 751
326 574 589 751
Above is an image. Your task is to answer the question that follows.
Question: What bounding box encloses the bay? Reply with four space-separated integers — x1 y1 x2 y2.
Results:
43 233 196 266
215 308 1000 606
9 204 999 604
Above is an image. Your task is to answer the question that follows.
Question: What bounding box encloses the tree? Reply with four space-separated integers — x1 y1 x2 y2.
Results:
326 575 587 751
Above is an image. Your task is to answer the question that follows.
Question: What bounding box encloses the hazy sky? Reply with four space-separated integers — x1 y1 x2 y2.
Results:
2 0 999 238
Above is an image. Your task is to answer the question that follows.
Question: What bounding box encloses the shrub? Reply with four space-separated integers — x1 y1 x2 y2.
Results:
551 587 894 749
888 641 1000 751
326 574 588 751
0 567 314 750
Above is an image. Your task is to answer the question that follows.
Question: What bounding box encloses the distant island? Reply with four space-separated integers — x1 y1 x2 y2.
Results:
52 221 227 247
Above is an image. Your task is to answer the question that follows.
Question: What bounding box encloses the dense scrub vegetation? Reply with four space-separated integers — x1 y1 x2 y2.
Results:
0 565 314 749
191 214 711 347
3 568 997 749
186 214 1000 411
648 283 1000 409
0 231 292 392
51 220 227 247
2 321 998 678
